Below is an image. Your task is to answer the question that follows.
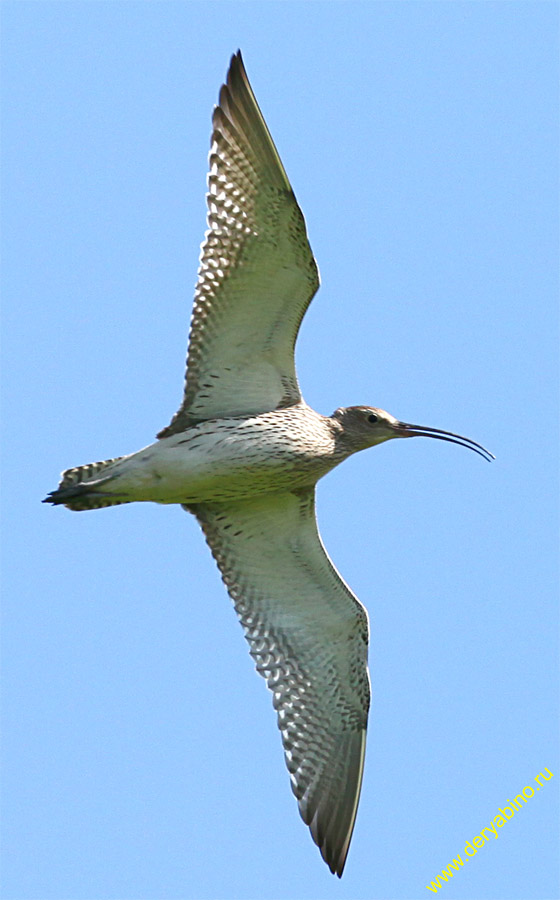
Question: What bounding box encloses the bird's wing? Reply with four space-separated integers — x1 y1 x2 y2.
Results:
158 52 319 438
185 488 370 876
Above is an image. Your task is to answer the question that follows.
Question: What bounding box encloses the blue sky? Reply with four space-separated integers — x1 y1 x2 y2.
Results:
2 3 558 899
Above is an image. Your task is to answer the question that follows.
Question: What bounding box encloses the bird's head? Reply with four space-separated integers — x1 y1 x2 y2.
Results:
331 406 494 461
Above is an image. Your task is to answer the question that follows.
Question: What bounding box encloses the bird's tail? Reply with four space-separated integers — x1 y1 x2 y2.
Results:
43 455 130 511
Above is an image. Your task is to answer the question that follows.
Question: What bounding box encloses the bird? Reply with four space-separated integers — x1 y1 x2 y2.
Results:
44 51 493 877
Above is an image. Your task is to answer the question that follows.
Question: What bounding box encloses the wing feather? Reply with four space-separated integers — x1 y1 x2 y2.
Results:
158 52 319 438
185 488 370 876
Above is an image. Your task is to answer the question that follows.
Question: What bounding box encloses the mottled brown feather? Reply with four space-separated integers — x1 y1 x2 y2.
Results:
158 52 319 437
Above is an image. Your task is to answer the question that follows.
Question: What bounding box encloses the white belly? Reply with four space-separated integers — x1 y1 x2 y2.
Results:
101 410 338 505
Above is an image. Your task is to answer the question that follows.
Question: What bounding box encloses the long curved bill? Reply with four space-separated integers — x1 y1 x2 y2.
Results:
396 422 495 462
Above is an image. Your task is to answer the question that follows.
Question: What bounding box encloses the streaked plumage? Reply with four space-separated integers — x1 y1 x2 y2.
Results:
158 54 319 436
44 52 493 876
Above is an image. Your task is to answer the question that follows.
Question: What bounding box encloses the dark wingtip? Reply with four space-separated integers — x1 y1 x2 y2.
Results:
228 50 245 79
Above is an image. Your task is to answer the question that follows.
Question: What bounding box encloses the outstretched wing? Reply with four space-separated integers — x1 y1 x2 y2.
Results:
158 52 319 438
185 488 370 876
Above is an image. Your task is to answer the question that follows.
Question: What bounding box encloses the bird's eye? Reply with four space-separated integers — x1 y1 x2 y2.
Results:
367 414 378 424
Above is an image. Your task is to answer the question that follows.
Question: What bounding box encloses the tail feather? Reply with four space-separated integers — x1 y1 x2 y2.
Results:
58 455 125 489
44 455 130 511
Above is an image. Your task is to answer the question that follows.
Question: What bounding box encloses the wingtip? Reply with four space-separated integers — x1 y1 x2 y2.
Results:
228 49 245 78
303 727 366 877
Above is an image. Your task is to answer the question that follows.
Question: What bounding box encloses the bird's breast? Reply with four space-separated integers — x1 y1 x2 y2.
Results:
124 408 341 505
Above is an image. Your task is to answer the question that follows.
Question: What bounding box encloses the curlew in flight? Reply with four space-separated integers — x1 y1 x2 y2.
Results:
44 51 493 876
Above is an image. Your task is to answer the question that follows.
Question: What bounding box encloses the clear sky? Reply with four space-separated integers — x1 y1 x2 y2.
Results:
2 3 558 899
